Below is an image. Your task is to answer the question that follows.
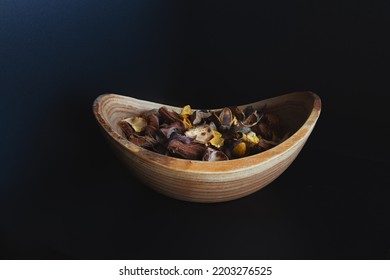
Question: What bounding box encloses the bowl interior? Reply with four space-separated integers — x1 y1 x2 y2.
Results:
100 92 316 146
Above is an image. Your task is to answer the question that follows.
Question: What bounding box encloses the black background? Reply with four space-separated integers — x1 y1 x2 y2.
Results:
1 0 389 259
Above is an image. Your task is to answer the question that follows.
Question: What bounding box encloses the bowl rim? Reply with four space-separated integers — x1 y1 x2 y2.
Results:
93 91 321 173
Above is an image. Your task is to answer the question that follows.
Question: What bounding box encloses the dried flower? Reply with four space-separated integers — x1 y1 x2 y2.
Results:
119 102 287 161
219 107 234 132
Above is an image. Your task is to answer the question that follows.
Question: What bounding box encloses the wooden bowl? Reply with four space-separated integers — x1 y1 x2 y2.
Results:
93 91 321 203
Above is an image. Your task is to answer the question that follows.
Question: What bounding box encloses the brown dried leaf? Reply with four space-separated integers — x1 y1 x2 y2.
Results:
118 120 134 140
167 139 207 160
159 106 182 123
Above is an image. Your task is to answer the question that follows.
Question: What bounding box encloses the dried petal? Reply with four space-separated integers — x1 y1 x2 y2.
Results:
209 130 224 148
202 147 229 161
243 131 260 144
179 105 192 118
241 111 261 127
185 124 213 144
192 110 212 125
182 117 193 129
119 102 283 160
232 141 247 158
122 117 147 133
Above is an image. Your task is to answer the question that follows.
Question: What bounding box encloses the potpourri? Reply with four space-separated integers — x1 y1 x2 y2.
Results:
118 104 288 161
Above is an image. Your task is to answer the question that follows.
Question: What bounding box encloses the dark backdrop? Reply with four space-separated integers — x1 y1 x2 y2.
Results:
1 0 389 259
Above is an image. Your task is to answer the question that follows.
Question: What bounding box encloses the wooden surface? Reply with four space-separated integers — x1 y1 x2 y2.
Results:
93 91 321 202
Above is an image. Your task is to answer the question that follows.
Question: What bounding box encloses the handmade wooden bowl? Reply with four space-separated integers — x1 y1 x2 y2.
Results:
93 91 321 203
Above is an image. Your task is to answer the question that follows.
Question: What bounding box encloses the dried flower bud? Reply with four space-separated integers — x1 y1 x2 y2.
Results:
167 139 206 160
159 106 182 124
142 110 160 129
219 107 234 131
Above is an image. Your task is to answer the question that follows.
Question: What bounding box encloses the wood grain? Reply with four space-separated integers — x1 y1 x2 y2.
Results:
93 91 321 202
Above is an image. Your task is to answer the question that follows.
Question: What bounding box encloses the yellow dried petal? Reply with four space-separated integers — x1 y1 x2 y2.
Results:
125 116 147 133
210 130 224 148
232 116 238 126
182 117 192 129
180 105 192 118
243 131 260 144
232 142 246 158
